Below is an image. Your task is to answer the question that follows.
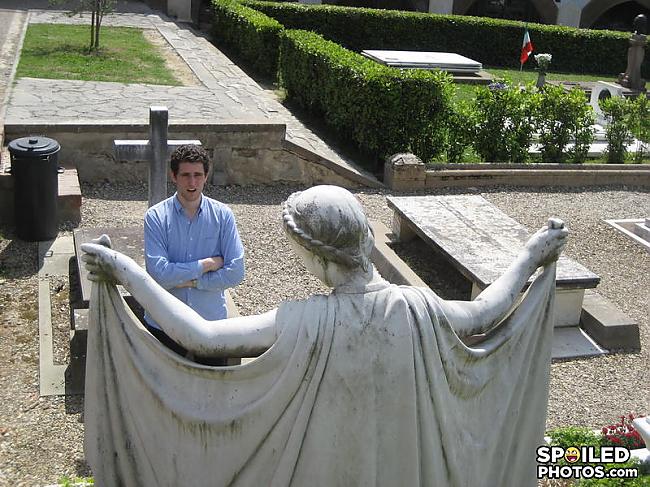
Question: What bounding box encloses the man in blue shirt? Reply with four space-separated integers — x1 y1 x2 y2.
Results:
144 144 245 362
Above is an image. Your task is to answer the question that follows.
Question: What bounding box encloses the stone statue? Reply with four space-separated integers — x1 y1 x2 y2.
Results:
633 416 650 449
618 14 647 92
81 185 567 487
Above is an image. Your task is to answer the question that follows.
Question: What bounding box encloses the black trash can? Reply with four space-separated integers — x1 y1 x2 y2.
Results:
8 136 61 241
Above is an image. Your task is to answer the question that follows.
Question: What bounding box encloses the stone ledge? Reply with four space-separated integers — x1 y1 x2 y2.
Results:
580 290 641 351
4 123 378 188
282 139 382 189
423 168 650 189
383 159 650 190
430 163 650 171
0 168 81 225
5 121 286 135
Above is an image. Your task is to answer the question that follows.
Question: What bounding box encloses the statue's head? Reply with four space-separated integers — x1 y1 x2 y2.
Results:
633 14 647 35
282 186 374 274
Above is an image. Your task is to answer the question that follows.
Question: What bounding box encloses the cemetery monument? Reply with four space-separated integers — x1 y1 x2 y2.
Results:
114 106 201 207
81 185 568 486
618 14 647 92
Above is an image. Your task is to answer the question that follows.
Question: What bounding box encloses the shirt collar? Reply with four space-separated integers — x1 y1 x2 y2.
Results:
172 193 205 215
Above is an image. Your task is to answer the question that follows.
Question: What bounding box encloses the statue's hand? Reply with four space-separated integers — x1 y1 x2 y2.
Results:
94 234 112 249
80 235 121 284
525 218 569 267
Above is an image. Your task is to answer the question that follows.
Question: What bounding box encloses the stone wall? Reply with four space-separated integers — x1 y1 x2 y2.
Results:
4 123 362 188
384 155 650 190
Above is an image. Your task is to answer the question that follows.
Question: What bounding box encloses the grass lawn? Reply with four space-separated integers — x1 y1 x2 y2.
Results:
16 24 180 85
453 66 620 102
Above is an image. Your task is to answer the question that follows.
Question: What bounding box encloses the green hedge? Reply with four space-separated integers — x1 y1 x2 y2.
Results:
280 29 453 163
244 0 649 78
211 0 283 78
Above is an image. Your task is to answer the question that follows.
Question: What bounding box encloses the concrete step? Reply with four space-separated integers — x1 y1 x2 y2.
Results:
581 290 640 351
0 165 81 225
71 308 88 359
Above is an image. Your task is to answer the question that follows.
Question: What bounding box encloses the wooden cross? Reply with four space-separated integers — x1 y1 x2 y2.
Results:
114 106 201 207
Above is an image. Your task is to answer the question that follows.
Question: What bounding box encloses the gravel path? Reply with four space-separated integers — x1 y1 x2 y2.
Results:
0 182 648 485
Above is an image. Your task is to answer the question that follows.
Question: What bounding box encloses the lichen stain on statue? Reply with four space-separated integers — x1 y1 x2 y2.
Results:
81 185 567 487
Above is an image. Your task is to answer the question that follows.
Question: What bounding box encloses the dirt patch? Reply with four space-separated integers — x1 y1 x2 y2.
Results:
142 29 201 87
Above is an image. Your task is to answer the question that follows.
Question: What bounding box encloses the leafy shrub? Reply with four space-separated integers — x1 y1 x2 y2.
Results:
548 418 650 486
535 84 594 164
548 426 603 449
211 0 283 78
279 29 453 164
577 459 649 487
627 96 650 163
472 81 537 163
600 96 634 163
444 99 477 164
243 0 648 77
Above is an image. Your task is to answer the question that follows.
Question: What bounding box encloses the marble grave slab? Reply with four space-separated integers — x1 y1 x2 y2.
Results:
361 50 482 73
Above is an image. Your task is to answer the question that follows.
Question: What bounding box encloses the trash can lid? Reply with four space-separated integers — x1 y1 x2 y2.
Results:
8 136 60 156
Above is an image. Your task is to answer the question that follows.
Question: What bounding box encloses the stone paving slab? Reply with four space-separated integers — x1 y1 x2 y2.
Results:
0 8 28 150
7 78 264 123
4 3 379 186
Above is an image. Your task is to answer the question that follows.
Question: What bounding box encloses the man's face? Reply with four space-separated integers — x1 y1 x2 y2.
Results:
171 161 207 204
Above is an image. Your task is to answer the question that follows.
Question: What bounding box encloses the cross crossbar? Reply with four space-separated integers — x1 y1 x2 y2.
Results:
113 106 201 208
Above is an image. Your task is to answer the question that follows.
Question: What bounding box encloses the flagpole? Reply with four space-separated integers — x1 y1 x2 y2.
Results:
520 22 527 72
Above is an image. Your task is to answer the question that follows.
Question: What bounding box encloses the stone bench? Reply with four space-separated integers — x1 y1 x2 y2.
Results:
386 195 601 328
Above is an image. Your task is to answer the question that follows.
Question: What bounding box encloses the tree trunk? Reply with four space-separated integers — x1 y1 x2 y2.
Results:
95 0 103 50
90 8 96 50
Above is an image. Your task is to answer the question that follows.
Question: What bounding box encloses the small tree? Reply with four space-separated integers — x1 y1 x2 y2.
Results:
473 81 538 164
50 0 116 51
628 95 650 163
600 96 634 164
444 100 477 164
535 84 594 164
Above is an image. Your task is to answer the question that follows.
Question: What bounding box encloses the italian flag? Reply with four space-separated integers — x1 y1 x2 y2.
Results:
520 28 533 65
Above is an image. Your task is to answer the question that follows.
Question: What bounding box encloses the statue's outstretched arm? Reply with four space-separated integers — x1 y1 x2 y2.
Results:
81 238 277 358
438 219 568 337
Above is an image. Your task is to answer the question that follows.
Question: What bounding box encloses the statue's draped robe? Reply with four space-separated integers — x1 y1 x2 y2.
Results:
85 267 556 487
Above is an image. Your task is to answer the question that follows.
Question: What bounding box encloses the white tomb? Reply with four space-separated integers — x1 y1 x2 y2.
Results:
590 81 626 126
529 123 647 158
361 50 482 74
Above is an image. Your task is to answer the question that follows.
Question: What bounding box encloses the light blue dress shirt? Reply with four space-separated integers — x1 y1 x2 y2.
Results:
143 193 245 330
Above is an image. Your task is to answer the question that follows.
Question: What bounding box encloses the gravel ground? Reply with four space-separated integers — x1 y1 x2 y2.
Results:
0 181 648 485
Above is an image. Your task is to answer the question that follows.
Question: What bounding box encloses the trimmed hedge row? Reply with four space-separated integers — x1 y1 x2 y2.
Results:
279 29 453 162
243 0 649 78
212 0 283 77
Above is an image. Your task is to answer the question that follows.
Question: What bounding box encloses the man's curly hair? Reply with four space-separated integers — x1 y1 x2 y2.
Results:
170 144 210 176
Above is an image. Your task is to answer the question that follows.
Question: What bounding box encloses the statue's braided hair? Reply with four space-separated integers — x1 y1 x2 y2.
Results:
282 188 374 272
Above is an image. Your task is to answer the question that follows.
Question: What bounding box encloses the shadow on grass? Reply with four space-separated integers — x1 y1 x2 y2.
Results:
25 44 102 58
